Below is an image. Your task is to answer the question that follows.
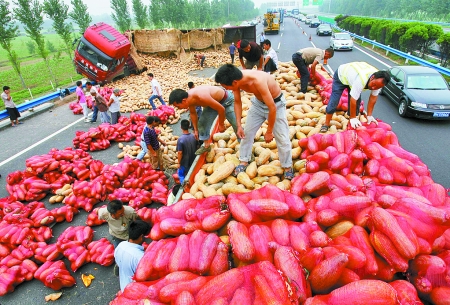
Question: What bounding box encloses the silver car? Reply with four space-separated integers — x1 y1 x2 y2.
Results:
330 32 354 51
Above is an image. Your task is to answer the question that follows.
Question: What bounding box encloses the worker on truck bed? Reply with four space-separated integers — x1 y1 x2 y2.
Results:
238 39 264 70
292 47 334 94
320 62 391 133
215 64 294 180
168 85 239 156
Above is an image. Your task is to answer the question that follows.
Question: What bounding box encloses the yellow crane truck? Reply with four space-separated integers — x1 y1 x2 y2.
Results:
264 9 280 34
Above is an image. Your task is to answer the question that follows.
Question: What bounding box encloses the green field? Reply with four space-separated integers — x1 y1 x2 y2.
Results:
0 34 72 67
0 34 83 111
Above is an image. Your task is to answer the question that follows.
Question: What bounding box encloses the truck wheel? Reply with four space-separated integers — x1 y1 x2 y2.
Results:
123 65 131 77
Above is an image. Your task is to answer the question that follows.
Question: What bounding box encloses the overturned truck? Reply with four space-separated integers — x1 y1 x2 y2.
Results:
74 23 256 84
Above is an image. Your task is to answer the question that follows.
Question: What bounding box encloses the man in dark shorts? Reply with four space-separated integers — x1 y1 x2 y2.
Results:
238 39 264 70
176 119 198 184
1 86 23 127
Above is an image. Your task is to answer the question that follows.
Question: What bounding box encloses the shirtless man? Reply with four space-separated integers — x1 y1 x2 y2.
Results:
169 85 238 155
215 63 294 180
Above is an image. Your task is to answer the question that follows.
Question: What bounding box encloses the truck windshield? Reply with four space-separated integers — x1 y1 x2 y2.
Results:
77 38 114 71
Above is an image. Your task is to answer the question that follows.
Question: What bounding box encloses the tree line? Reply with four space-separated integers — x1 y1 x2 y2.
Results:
1 0 92 90
335 15 450 67
122 0 258 30
323 0 450 22
0 0 258 91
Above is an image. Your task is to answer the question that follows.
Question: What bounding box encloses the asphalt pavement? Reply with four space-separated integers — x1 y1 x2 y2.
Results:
0 94 190 305
1 16 449 305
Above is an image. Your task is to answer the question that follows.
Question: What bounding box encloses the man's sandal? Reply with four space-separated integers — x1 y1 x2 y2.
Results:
320 125 329 133
284 168 295 180
195 145 212 155
233 164 248 177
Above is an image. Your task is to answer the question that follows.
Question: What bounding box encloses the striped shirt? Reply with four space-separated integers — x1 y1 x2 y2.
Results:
143 126 160 150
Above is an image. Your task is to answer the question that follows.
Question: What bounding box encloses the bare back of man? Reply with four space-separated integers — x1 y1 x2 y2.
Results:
185 86 228 133
169 85 238 153
186 85 227 108
226 70 282 143
235 70 282 103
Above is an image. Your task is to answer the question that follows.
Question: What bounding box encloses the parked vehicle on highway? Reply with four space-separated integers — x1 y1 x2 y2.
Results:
329 32 353 51
309 19 321 28
381 65 450 119
316 24 332 35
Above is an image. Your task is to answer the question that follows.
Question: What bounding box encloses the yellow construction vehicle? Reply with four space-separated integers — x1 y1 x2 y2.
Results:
264 9 280 34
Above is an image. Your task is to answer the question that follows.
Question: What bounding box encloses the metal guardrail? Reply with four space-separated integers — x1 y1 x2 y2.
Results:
331 25 450 77
0 85 77 121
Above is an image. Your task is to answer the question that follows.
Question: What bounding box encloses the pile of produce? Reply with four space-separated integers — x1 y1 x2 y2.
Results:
69 97 94 115
111 162 450 304
109 61 449 304
0 143 171 297
70 111 181 168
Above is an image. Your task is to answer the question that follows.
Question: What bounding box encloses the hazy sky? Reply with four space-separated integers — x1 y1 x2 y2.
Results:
6 0 265 16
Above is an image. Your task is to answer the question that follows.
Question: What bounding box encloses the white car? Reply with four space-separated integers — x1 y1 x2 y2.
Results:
330 32 354 51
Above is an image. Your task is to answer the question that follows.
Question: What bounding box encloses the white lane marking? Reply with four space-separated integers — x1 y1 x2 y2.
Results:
354 46 392 68
281 33 283 37
321 45 391 78
0 116 88 167
278 42 281 49
325 64 334 75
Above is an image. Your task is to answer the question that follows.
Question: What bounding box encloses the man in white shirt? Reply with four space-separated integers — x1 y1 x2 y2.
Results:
148 73 166 110
114 220 150 291
262 39 278 73
320 62 391 132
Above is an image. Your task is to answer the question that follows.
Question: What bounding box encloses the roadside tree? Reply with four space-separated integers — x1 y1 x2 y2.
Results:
111 0 132 32
400 25 428 54
132 0 148 29
69 0 92 34
43 0 75 60
26 41 36 55
436 33 450 67
46 40 57 53
162 0 188 29
386 23 417 51
13 0 58 86
149 0 163 28
0 0 27 89
418 24 443 58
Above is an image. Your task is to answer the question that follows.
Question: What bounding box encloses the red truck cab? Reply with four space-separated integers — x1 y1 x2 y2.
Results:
74 22 133 84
